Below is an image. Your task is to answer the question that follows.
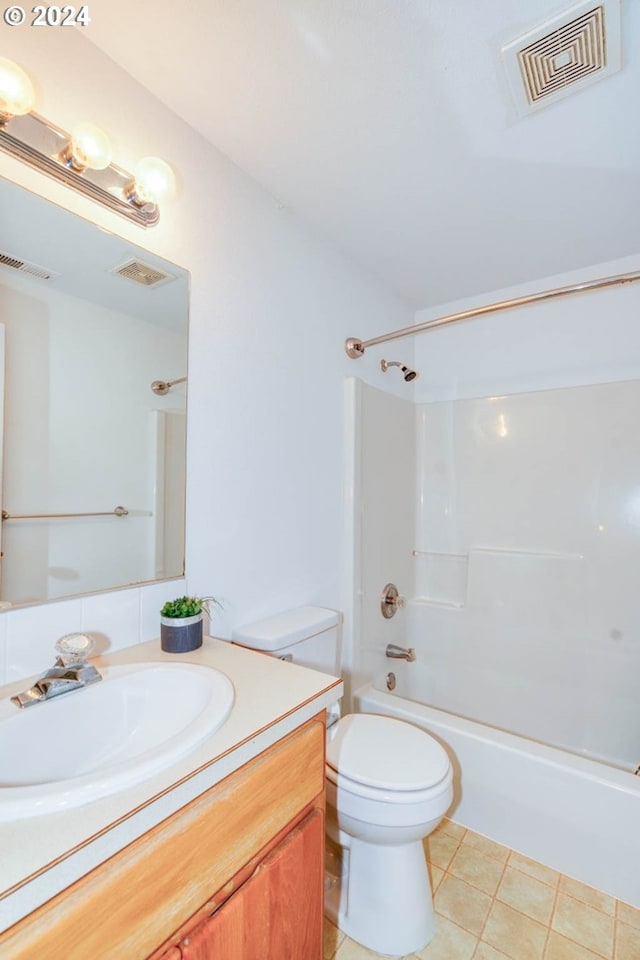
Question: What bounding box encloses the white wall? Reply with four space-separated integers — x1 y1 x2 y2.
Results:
0 29 413 682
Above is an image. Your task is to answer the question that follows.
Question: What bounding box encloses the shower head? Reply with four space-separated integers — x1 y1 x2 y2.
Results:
151 376 187 395
380 359 419 382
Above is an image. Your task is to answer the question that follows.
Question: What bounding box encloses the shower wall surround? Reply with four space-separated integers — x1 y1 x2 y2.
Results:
350 373 640 771
414 379 640 768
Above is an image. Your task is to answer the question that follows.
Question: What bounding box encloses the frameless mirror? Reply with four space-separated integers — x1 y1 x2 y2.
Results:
0 176 189 607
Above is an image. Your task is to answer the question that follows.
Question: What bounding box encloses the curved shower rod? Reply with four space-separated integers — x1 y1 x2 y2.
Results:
344 270 640 358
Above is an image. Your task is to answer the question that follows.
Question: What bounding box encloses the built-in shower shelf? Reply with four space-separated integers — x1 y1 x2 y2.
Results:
412 546 584 609
470 547 584 561
412 547 584 560
410 596 465 609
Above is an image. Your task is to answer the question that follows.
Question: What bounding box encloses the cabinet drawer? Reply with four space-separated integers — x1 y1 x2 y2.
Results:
0 717 325 960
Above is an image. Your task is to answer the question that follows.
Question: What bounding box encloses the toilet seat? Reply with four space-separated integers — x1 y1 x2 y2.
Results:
326 714 451 800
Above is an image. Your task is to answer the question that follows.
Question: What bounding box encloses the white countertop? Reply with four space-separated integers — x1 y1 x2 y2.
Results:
0 637 342 932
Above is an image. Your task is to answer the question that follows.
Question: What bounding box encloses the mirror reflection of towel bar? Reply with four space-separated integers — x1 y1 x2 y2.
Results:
1 506 129 521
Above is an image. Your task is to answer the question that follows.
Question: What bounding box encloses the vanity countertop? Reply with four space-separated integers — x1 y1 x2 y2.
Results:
0 637 342 933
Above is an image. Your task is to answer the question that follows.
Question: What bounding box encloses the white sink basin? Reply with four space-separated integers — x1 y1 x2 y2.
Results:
0 662 235 820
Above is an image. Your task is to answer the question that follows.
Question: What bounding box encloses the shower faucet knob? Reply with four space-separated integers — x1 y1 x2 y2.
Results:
380 583 405 619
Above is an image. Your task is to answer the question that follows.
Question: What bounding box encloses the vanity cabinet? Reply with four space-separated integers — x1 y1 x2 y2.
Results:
0 714 326 960
173 809 323 959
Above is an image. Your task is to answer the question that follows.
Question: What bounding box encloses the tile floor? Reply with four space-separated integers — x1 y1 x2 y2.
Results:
323 819 640 960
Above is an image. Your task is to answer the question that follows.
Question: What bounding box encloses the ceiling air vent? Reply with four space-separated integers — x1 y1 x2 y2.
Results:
111 258 176 288
502 0 621 116
0 250 57 280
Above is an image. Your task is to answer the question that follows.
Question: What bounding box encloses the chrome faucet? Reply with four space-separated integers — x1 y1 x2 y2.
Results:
385 643 416 662
11 633 101 708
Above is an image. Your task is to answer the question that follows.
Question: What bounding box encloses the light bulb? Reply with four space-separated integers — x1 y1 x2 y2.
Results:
131 157 176 205
0 57 35 121
66 122 113 171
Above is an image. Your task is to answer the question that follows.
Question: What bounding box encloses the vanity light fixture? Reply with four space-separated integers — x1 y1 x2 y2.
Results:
0 57 175 227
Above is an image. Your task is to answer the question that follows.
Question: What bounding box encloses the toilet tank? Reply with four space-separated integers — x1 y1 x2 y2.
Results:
232 606 341 676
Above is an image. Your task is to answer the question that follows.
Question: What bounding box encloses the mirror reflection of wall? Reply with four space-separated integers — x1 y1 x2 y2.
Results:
0 176 189 607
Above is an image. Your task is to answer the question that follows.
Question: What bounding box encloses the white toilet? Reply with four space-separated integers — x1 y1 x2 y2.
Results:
232 606 454 958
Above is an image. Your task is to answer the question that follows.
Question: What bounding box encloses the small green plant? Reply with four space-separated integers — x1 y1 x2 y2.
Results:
160 595 220 619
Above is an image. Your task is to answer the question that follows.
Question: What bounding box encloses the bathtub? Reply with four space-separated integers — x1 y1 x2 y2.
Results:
354 680 640 908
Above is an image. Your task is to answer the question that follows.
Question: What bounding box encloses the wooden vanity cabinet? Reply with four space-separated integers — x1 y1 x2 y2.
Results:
173 809 323 959
0 714 326 960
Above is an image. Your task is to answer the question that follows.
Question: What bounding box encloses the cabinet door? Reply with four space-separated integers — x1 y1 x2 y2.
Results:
180 809 324 960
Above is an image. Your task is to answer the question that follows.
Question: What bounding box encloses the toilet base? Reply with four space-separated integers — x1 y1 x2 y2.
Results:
325 833 435 957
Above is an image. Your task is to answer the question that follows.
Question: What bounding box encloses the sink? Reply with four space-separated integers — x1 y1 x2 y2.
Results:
0 662 235 820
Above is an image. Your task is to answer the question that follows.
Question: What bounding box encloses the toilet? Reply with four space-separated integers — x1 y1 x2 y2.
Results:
232 606 453 958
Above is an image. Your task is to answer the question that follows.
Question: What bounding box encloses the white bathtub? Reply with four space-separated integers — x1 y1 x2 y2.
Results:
354 681 640 908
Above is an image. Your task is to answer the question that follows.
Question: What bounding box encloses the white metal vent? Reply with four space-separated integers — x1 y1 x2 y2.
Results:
111 259 176 288
0 250 57 280
502 0 621 116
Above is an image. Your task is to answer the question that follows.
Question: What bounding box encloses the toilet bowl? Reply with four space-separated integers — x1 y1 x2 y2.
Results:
324 713 453 957
231 606 454 957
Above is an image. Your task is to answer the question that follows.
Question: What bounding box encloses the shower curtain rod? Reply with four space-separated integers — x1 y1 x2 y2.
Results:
344 270 640 358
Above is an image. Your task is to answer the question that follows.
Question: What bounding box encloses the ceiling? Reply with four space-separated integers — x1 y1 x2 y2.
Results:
87 0 639 310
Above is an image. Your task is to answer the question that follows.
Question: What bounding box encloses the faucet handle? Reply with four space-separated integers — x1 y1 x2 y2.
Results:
380 583 405 619
55 632 94 663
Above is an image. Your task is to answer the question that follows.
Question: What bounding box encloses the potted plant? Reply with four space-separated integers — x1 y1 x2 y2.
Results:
160 595 219 653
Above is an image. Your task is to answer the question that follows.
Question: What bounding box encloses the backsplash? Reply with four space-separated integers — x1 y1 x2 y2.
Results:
0 578 186 685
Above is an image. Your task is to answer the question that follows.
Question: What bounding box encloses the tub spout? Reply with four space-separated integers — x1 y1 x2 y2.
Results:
385 643 416 662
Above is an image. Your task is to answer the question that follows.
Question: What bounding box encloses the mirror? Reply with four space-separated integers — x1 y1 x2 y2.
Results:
0 176 189 607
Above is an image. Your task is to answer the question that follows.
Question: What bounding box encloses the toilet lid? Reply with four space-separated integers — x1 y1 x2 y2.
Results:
326 714 450 792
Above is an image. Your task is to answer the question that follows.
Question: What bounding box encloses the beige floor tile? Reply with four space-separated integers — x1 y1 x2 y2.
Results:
545 931 605 959
334 934 385 959
324 917 345 959
448 843 506 896
426 830 461 870
428 862 445 892
552 893 614 959
616 900 640 931
332 931 419 960
614 920 640 959
508 850 560 888
482 900 547 960
559 876 616 917
415 915 477 960
461 831 510 865
438 818 467 842
497 865 556 925
473 943 512 959
435 874 493 936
